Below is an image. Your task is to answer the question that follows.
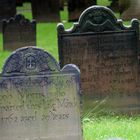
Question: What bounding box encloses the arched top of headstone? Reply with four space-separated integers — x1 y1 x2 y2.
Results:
57 6 139 33
2 47 61 75
2 14 36 31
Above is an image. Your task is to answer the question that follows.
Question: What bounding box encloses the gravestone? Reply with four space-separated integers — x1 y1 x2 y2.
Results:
31 0 60 22
0 47 82 140
119 0 140 20
0 0 16 20
57 6 140 113
67 0 96 21
2 14 36 51
0 0 16 32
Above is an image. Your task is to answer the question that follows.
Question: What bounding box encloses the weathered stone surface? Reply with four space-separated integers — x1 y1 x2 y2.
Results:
31 0 60 22
2 14 36 51
57 6 140 113
0 47 82 140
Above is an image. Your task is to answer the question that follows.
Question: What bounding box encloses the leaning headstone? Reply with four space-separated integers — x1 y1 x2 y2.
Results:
119 0 140 20
67 0 96 21
31 0 60 22
0 47 82 140
2 14 36 51
57 6 140 113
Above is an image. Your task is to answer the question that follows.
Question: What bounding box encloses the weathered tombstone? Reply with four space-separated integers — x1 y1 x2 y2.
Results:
2 14 36 51
57 6 140 113
119 0 140 20
0 47 82 140
67 0 96 22
31 0 60 22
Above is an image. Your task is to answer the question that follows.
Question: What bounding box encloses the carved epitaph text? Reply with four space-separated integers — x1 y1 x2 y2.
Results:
57 6 140 112
0 47 82 140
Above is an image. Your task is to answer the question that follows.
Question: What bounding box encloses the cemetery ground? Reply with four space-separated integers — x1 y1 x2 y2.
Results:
0 1 140 140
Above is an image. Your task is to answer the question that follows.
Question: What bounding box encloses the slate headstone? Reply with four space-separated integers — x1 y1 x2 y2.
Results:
2 14 36 51
57 6 140 113
0 47 82 140
67 0 96 21
31 0 60 22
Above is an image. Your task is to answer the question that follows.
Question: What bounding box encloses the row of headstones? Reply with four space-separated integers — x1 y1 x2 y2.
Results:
2 5 140 113
0 0 97 22
0 5 138 140
2 0 140 23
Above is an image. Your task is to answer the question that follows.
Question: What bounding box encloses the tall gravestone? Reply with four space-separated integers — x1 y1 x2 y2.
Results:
0 47 82 140
2 14 36 51
67 0 96 21
57 6 140 113
31 0 60 22
119 0 140 20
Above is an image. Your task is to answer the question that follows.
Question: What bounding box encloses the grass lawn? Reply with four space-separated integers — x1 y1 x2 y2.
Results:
83 116 140 140
0 1 140 140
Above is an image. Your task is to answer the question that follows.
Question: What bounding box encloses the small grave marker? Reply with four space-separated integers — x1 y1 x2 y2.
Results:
2 14 36 51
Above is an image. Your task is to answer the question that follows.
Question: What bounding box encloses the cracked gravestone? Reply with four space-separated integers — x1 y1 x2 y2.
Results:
0 47 82 140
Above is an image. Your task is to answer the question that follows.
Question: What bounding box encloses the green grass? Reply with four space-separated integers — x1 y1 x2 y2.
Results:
83 116 140 140
0 1 140 140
